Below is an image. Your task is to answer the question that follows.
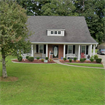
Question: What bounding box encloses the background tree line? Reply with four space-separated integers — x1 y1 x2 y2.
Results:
16 0 105 44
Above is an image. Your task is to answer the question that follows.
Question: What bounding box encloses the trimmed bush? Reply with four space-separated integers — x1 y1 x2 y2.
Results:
26 56 29 60
80 58 85 62
45 57 48 60
49 59 52 62
69 59 72 62
41 59 44 62
96 58 102 63
90 58 94 62
74 57 77 62
94 55 98 60
36 57 40 60
28 57 34 62
17 56 22 62
63 58 66 61
83 58 86 61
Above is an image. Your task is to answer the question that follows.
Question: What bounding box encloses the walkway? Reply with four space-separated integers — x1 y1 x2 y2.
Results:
53 60 104 69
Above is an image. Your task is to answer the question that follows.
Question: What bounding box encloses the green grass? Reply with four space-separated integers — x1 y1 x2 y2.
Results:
0 56 105 105
66 63 104 67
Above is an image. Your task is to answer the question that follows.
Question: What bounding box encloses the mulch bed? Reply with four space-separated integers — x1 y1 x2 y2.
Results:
12 59 55 63
0 77 18 82
59 59 102 64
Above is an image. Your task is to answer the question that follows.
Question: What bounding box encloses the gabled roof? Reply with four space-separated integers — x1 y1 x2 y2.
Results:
27 16 97 44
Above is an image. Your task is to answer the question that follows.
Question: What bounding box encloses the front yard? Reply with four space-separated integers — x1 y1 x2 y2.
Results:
0 56 105 105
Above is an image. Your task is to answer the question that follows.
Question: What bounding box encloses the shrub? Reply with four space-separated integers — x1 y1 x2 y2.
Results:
17 56 22 62
69 59 72 62
74 57 77 62
41 59 44 62
63 58 66 61
83 58 86 61
28 57 34 62
80 58 85 62
94 55 98 60
26 56 29 60
90 58 94 62
45 57 48 60
36 57 40 60
96 58 102 63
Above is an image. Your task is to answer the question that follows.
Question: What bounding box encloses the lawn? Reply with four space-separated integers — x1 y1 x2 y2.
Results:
0 56 105 105
66 63 104 67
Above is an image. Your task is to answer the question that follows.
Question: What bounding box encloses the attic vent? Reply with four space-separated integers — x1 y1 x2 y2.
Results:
47 29 65 36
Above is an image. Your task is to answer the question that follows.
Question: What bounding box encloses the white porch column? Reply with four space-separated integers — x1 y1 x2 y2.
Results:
93 45 95 56
89 44 92 57
63 44 65 58
31 44 33 57
46 44 48 57
78 45 80 60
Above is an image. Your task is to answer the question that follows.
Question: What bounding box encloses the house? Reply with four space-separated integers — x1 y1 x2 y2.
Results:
26 16 98 60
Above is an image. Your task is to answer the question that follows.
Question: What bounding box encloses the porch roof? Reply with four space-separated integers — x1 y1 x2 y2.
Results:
27 16 97 44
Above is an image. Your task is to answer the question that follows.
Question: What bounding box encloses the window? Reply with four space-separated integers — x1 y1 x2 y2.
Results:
58 31 61 34
39 45 43 53
81 46 85 54
47 29 65 36
51 31 53 34
55 31 57 34
68 45 73 53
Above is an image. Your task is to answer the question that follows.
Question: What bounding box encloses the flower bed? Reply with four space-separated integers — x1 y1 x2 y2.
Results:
59 59 102 64
12 59 55 63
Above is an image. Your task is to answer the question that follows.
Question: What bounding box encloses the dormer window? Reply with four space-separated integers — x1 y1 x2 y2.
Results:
47 29 65 36
58 31 61 34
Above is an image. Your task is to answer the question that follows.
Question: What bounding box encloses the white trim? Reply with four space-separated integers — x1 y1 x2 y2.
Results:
93 45 96 56
46 44 48 57
31 44 33 57
78 45 80 60
63 45 65 58
47 29 65 31
31 42 98 45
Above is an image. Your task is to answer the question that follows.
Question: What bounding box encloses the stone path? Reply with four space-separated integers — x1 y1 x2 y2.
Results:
53 60 104 69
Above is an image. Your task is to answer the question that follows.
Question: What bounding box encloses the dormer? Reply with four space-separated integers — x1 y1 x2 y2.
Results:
47 29 65 36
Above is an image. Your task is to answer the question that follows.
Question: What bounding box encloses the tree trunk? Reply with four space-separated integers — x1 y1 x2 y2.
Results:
2 54 7 78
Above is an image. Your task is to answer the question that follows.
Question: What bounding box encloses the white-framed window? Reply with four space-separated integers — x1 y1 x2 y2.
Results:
51 31 53 34
68 45 73 53
81 46 86 54
47 29 65 36
58 31 61 34
39 44 44 53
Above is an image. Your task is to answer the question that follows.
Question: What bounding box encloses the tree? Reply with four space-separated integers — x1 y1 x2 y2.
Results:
41 0 76 16
0 0 31 78
73 0 105 44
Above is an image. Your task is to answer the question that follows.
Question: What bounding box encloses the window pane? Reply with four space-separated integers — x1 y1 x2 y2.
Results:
81 46 85 53
51 31 53 34
68 45 73 53
40 45 43 53
55 31 57 34
58 31 61 34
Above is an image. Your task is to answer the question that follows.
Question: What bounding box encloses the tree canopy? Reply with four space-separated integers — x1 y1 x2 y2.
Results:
16 0 105 44
0 0 31 77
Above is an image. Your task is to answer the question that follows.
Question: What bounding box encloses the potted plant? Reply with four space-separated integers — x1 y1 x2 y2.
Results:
44 57 48 62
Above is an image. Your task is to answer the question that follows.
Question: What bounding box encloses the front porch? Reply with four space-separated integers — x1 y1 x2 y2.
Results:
29 44 96 60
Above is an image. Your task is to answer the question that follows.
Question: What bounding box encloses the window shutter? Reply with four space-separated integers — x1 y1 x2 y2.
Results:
73 45 75 54
44 45 46 54
36 45 38 53
65 45 67 54
86 45 88 54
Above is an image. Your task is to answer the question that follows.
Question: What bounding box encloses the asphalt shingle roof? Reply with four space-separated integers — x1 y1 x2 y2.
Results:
27 16 97 44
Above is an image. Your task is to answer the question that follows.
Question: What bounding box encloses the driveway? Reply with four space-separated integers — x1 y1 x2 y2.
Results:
97 54 105 69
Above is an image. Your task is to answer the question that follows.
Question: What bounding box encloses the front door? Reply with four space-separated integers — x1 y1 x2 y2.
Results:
53 45 58 58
